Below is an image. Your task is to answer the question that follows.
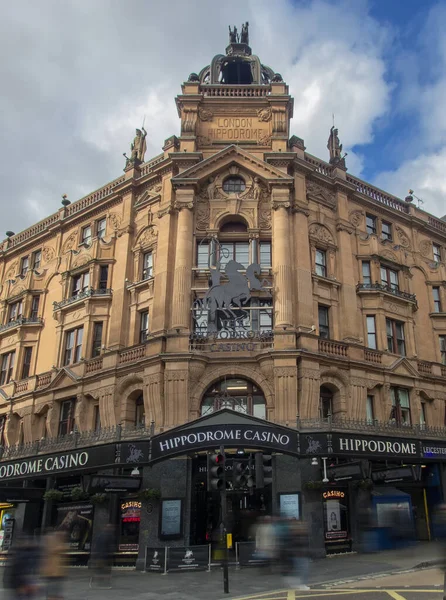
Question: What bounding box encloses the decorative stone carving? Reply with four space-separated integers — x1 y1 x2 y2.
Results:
5 261 18 280
42 246 55 263
73 254 92 269
108 212 122 231
380 249 398 263
350 377 369 387
244 177 265 201
137 226 158 248
306 181 336 208
396 226 410 249
62 232 77 254
257 132 272 146
299 369 320 380
196 198 210 231
384 301 404 315
274 367 296 377
419 239 432 258
259 199 271 230
181 108 198 134
174 200 194 212
257 107 272 122
349 210 364 228
198 107 213 121
309 223 334 245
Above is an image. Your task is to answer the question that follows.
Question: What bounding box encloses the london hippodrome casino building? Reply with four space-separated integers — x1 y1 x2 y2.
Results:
0 24 446 566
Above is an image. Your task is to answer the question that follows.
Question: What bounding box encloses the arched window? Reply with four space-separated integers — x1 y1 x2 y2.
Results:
319 386 333 419
222 177 246 194
135 394 145 427
201 379 266 419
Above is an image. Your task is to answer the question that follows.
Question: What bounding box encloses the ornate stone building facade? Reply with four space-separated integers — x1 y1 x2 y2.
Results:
1 27 446 561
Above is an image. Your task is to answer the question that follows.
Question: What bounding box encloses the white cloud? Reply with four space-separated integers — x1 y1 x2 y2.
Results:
0 0 393 233
375 149 446 218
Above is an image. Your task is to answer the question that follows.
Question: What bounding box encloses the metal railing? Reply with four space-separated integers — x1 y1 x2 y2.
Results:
53 288 112 311
0 317 43 333
298 416 446 438
0 422 154 461
356 282 417 303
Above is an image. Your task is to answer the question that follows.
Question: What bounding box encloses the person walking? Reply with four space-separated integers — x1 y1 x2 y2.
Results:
90 524 115 589
4 536 41 599
40 530 67 600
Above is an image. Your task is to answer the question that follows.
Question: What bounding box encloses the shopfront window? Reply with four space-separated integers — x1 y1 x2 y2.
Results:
119 501 141 551
201 379 266 418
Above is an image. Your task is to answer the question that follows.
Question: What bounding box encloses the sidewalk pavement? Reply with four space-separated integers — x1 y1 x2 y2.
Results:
0 542 443 600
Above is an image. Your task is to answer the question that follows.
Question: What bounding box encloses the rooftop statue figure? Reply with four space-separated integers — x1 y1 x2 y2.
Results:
327 126 342 164
130 127 147 163
229 25 238 43
240 22 249 45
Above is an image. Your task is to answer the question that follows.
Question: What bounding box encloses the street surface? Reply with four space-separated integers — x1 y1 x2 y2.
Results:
0 543 443 600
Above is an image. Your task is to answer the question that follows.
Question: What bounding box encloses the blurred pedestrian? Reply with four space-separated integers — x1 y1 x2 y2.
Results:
40 530 67 599
283 519 310 591
4 536 41 599
255 516 276 567
90 524 115 589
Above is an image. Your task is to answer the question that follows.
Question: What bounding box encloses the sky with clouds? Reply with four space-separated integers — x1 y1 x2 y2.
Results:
1 0 445 235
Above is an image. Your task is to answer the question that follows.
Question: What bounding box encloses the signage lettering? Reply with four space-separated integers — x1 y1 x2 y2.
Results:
208 118 264 141
158 429 290 453
323 490 345 499
0 451 89 480
336 435 417 457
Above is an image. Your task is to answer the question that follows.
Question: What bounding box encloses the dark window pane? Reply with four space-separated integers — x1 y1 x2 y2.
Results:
222 177 246 193
92 322 103 357
99 265 109 290
21 347 32 379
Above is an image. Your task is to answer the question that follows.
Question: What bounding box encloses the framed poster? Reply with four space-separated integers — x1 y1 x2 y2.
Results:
159 498 183 540
279 493 300 520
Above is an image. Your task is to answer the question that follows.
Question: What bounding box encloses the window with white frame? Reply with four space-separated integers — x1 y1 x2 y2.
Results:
71 272 90 296
63 327 83 365
81 225 92 245
380 265 399 291
32 249 41 270
315 249 327 277
20 256 29 277
362 261 371 286
366 315 377 349
142 252 153 280
433 287 442 313
0 351 15 385
386 318 405 355
390 387 411 425
96 218 106 239
433 243 442 263
140 311 149 343
259 242 272 268
8 300 23 322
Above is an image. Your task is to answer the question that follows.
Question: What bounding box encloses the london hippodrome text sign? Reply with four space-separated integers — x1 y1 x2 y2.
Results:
0 444 117 481
204 117 268 142
151 424 297 461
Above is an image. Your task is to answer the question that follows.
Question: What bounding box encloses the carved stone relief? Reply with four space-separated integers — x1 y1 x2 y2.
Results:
5 262 18 280
380 249 398 263
73 254 92 269
349 210 364 228
257 107 272 122
196 198 210 231
137 226 158 248
419 239 432 258
306 180 336 209
198 107 213 122
109 213 122 231
384 301 405 315
396 226 411 249
308 223 334 245
42 246 55 263
259 200 272 230
62 232 77 254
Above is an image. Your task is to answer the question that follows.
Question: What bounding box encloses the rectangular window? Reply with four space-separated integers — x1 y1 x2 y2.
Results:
81 225 92 245
362 261 371 286
433 287 442 313
93 405 101 431
433 243 442 263
142 252 153 279
99 265 109 290
197 242 209 268
30 295 40 320
96 218 106 239
72 272 90 296
318 305 330 339
420 402 427 428
63 327 83 366
386 318 405 355
220 242 249 268
32 250 41 270
381 265 399 291
0 352 15 385
366 315 377 349
20 256 29 277
8 300 23 322
21 347 33 379
366 395 375 423
440 336 446 364
259 242 272 268
258 299 273 333
366 214 377 235
92 322 103 358
58 399 76 436
140 311 149 343
390 387 411 425
315 249 327 277
135 396 145 427
381 221 392 241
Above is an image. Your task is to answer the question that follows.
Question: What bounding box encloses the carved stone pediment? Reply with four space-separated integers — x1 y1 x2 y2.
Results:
306 180 336 209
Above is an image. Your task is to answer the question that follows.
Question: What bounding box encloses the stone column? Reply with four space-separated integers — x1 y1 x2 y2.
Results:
97 386 116 428
274 366 298 424
349 378 368 420
171 189 194 331
143 371 164 428
272 187 293 329
164 367 189 427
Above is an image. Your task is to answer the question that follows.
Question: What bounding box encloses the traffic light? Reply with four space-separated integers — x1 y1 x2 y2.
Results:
255 452 273 488
233 455 254 489
207 452 226 490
